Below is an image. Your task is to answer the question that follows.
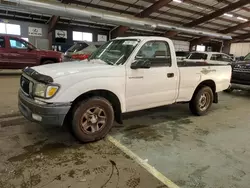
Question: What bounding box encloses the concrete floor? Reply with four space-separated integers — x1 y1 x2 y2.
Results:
1 73 250 188
0 75 167 188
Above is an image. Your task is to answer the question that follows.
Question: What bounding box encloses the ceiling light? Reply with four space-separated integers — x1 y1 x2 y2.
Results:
173 0 182 3
237 17 248 21
223 13 233 17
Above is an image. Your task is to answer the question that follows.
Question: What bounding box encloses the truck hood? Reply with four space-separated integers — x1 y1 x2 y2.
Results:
32 60 112 79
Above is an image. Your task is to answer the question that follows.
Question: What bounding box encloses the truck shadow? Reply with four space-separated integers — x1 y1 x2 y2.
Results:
112 104 194 143
224 90 250 99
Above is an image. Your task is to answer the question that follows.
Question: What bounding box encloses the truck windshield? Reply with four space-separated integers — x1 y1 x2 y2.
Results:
88 39 140 65
244 53 250 60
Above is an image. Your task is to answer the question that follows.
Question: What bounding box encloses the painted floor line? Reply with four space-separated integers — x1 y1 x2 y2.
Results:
107 135 180 188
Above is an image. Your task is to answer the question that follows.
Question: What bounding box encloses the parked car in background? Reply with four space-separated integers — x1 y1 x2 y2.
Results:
184 52 233 65
226 52 250 92
176 51 190 61
64 41 104 61
0 35 63 69
18 36 231 142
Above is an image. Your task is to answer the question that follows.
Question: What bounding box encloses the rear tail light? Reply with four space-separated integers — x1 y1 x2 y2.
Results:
72 54 90 60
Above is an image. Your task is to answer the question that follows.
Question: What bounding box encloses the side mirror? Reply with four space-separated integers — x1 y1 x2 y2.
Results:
131 59 151 69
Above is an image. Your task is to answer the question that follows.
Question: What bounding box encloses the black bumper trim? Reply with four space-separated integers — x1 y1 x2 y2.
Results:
18 91 71 126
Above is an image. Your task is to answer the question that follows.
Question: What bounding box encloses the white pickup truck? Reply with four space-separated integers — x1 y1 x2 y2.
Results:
18 37 232 142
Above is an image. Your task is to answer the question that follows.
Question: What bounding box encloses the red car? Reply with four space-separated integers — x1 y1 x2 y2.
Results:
0 35 63 69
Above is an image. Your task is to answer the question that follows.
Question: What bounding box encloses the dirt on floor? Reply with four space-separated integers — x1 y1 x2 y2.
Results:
0 74 167 188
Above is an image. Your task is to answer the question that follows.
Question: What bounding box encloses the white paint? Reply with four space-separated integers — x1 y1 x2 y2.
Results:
30 36 231 113
230 43 250 57
107 135 180 188
28 27 42 36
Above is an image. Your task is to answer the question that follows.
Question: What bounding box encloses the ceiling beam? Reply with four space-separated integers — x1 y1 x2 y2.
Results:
112 0 173 38
48 0 69 33
234 33 250 41
136 0 172 18
184 0 250 27
220 20 250 34
48 15 60 33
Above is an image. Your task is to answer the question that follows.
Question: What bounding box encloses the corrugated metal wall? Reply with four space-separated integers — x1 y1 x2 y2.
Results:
172 40 190 51
230 43 250 57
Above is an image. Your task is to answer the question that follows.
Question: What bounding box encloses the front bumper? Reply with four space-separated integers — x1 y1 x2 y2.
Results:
18 91 71 126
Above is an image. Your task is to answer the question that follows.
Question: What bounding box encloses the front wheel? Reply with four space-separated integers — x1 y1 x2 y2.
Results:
72 97 114 142
189 86 214 116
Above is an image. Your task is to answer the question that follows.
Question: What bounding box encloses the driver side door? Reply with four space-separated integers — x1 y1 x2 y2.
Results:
125 40 178 112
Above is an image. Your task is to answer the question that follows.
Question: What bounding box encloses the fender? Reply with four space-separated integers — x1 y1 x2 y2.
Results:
48 76 126 113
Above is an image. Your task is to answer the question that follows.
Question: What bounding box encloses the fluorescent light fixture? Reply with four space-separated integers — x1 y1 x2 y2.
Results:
223 13 233 17
237 17 248 21
173 0 182 3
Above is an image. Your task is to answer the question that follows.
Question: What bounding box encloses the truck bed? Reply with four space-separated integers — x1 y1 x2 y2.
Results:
176 61 232 102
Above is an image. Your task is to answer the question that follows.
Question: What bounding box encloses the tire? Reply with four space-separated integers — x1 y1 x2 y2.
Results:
42 60 55 65
189 86 214 116
72 97 114 142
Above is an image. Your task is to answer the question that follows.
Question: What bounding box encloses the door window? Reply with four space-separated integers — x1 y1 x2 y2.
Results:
9 38 29 49
135 41 171 67
0 37 5 48
211 54 223 61
222 54 232 62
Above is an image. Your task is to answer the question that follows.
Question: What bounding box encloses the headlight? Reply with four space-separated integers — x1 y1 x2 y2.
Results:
33 83 59 98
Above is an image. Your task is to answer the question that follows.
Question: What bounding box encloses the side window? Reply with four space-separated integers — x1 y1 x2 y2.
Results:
9 38 28 49
211 54 223 61
222 55 232 62
0 37 5 48
136 41 171 67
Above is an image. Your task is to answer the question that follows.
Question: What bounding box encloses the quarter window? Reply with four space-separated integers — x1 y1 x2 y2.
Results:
211 54 231 62
135 41 171 67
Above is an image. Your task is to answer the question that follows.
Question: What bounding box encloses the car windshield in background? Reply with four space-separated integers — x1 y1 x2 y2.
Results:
244 53 250 61
188 53 208 60
88 39 140 65
67 42 88 52
176 51 189 57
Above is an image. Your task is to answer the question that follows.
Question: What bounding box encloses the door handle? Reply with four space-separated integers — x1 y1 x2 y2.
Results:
167 73 174 78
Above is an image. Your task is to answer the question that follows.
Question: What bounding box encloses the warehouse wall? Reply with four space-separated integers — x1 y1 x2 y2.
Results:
230 43 250 57
172 40 190 51
52 24 109 52
4 19 48 48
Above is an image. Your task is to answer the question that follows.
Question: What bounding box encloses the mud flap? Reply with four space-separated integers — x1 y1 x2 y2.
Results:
213 93 218 103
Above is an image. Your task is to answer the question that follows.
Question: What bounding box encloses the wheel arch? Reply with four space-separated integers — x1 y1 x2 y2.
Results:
65 89 123 126
192 80 217 103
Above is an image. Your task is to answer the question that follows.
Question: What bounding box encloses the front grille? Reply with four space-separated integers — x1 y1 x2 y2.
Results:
20 76 31 95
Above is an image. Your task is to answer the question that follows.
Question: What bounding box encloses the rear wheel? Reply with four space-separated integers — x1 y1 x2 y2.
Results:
189 86 213 116
72 97 114 142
